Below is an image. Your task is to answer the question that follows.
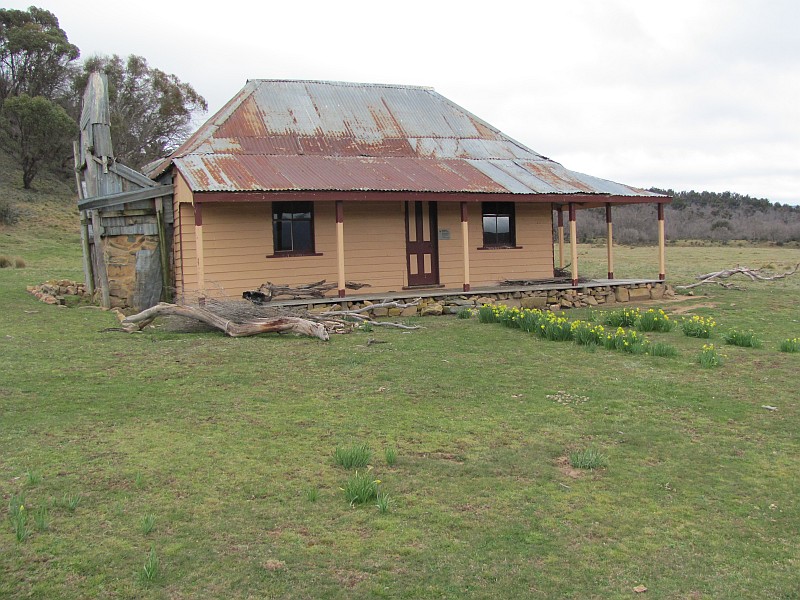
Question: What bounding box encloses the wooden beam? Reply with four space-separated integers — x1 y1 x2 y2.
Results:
461 202 470 292
79 212 94 296
90 209 110 308
194 203 205 295
336 200 346 298
658 203 666 280
109 162 157 187
606 203 614 279
78 184 174 211
569 203 578 286
557 206 565 269
155 197 171 302
73 141 95 294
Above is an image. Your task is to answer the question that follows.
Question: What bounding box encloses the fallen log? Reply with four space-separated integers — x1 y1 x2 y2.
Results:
250 279 372 302
676 263 799 290
120 303 330 340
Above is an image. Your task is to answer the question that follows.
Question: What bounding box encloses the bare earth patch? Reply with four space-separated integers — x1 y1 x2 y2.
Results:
556 456 583 479
668 302 718 315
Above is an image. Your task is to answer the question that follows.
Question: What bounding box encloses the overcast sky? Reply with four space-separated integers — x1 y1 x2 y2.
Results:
8 0 800 204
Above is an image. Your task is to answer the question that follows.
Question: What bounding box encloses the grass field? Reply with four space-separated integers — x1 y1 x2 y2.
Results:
2 189 800 598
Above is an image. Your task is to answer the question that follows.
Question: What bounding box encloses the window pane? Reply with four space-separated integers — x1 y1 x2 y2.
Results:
496 216 510 235
483 216 497 234
293 221 313 252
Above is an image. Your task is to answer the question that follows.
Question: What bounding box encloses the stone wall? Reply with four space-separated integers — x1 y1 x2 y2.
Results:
307 282 674 317
103 234 163 309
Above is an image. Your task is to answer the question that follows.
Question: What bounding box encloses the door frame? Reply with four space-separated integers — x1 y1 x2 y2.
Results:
404 200 439 287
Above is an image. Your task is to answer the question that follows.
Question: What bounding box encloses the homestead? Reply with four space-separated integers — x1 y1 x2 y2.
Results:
78 78 671 310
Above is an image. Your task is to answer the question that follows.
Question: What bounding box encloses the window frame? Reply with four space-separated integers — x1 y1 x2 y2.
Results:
480 201 519 249
268 201 321 258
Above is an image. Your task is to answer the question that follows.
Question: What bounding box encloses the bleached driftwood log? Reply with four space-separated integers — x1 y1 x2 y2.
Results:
249 279 372 302
675 263 799 290
120 303 330 340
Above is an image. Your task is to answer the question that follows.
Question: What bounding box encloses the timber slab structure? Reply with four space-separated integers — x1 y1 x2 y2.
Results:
76 77 671 311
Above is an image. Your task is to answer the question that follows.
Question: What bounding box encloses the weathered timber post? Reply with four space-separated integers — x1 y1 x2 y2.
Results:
461 202 470 292
569 203 578 286
557 205 565 270
606 203 614 279
336 200 346 298
658 203 666 280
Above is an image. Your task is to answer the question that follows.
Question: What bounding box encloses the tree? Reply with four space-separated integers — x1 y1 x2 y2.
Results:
72 54 207 168
2 93 76 188
0 6 79 102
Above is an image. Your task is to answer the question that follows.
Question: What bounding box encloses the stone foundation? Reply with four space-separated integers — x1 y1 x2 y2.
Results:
305 282 674 317
102 234 163 309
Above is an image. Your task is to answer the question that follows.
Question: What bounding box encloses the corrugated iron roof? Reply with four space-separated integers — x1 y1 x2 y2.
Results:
154 79 663 199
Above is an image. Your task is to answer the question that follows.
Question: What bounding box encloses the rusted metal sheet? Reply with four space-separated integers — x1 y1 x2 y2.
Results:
157 80 663 199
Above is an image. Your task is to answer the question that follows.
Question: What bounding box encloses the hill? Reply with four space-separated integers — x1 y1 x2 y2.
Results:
0 149 82 275
573 189 800 246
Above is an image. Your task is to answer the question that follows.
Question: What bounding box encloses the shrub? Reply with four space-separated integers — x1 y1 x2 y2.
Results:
569 448 609 470
723 329 762 348
518 308 544 333
333 443 372 469
681 315 716 338
541 313 573 341
456 307 473 319
636 308 674 332
699 344 723 368
0 200 20 226
478 304 501 324
571 321 605 345
603 307 640 328
0 256 11 269
13 257 26 268
342 471 380 506
603 327 648 354
779 338 800 353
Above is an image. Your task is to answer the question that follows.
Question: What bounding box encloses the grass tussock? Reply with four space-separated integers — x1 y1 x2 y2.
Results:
569 448 609 470
333 443 372 469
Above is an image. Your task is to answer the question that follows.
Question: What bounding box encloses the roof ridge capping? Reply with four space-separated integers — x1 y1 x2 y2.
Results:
247 79 436 91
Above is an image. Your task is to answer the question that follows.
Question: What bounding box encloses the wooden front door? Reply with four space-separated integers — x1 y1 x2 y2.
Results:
405 201 439 287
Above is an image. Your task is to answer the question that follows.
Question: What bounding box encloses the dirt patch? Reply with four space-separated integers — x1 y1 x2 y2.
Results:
334 569 370 588
412 451 465 463
555 456 583 479
668 302 718 315
262 559 286 571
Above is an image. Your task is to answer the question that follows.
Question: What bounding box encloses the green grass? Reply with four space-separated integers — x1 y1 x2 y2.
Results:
2 171 800 598
568 447 609 470
333 443 372 469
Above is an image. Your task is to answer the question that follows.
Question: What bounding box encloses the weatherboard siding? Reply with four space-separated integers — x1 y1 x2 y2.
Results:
173 197 555 299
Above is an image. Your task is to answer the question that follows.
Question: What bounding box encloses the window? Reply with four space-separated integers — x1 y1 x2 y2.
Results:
482 202 516 247
272 201 314 254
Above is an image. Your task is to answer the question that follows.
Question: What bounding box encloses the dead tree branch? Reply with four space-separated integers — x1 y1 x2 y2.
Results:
676 263 800 290
320 298 421 317
246 280 372 302
121 303 330 340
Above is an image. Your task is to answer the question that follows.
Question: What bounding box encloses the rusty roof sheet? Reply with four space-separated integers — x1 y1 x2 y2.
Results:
157 79 662 199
